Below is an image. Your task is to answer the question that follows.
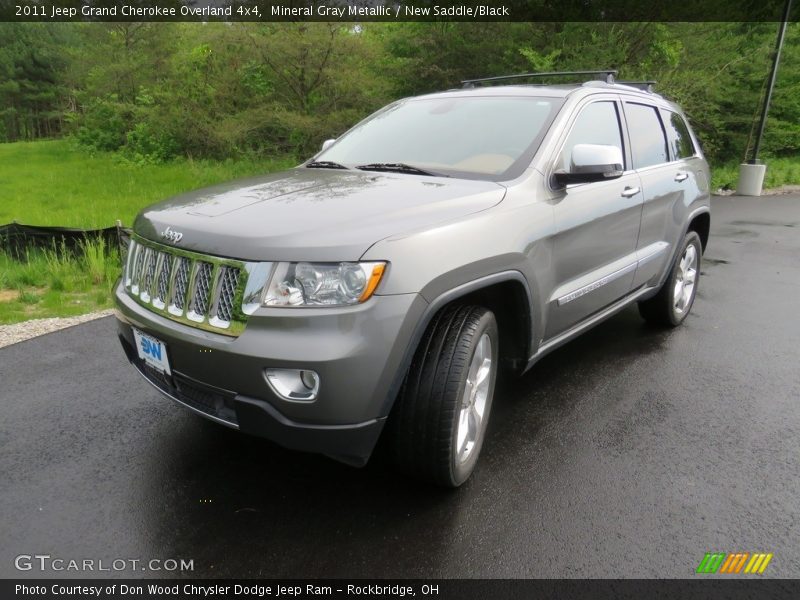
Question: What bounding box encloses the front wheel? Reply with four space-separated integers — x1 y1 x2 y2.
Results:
638 230 702 327
389 305 499 487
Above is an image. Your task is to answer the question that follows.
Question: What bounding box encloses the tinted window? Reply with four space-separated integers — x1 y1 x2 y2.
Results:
662 111 696 159
625 103 668 169
319 96 561 180
559 101 624 171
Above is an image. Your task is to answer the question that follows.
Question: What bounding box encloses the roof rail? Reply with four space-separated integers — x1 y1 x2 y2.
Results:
461 70 618 88
617 80 657 93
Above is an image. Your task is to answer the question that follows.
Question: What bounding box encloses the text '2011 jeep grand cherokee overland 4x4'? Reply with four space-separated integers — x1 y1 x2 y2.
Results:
115 70 710 487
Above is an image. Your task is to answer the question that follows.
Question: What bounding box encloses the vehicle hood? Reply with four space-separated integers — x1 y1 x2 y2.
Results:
134 168 506 261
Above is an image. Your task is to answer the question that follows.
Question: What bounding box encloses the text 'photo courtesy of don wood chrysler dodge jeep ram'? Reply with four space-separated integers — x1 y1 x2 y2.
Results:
115 70 710 487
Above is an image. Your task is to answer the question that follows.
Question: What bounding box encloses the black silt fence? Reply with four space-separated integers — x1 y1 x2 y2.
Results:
0 222 130 260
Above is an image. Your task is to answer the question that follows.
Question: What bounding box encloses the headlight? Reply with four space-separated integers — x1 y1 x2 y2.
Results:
263 262 386 307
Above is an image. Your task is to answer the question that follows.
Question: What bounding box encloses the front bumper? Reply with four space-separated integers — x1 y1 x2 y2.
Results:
115 281 427 465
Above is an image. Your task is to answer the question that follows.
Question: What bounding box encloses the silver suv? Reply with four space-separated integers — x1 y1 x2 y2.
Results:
115 71 710 487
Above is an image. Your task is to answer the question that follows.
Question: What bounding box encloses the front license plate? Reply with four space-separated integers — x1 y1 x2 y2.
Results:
133 328 172 375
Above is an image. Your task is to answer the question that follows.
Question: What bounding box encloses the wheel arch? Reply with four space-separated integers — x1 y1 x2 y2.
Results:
688 210 711 251
648 207 711 297
379 271 535 417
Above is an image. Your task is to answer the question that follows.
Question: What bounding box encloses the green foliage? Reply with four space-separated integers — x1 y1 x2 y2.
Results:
43 241 77 292
19 290 41 305
0 23 74 142
519 48 562 72
378 22 799 166
711 157 800 191
125 121 179 162
0 241 121 324
79 238 110 285
75 96 131 151
1 22 798 168
510 22 798 165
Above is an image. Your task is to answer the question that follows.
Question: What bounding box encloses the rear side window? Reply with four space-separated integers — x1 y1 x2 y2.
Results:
624 103 668 169
559 101 624 171
662 111 696 160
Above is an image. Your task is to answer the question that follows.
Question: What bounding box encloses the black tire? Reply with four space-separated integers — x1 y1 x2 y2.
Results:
638 231 703 327
388 305 499 488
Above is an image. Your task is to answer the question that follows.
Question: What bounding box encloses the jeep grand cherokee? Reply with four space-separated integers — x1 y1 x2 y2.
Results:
115 71 710 487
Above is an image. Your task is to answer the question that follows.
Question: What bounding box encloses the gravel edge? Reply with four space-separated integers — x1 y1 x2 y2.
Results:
0 309 116 349
714 184 800 196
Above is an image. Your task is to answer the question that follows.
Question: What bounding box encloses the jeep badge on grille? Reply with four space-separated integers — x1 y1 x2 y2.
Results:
161 227 183 244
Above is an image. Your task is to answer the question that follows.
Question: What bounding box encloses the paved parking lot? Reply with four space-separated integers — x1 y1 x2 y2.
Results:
2 194 798 578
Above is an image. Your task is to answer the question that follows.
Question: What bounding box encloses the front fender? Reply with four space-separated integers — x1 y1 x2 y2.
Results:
375 270 537 418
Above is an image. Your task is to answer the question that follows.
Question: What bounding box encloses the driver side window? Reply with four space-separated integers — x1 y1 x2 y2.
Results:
559 101 625 172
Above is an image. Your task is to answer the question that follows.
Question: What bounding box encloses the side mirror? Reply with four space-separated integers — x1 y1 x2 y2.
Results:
553 144 624 187
321 138 336 152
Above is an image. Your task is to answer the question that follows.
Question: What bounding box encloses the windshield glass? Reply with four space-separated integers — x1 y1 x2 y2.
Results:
316 95 562 180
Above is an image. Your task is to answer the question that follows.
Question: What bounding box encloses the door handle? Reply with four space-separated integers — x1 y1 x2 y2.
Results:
621 186 641 198
675 172 689 182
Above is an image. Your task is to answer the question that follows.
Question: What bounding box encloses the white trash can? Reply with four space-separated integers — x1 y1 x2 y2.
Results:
737 163 767 196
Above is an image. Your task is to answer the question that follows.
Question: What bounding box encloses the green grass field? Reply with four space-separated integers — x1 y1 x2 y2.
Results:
0 140 296 228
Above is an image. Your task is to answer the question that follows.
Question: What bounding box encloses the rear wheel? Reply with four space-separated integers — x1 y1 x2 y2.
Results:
389 305 499 487
638 231 702 327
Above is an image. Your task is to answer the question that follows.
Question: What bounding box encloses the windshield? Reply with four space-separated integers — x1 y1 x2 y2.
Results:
315 95 562 180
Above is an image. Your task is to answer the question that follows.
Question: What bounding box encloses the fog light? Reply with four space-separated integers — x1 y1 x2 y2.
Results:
265 368 320 402
300 370 318 391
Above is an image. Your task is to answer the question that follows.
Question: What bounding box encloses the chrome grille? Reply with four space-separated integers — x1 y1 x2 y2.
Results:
215 267 240 324
188 262 213 321
154 254 172 309
140 248 157 302
170 257 190 314
124 237 249 335
130 244 146 294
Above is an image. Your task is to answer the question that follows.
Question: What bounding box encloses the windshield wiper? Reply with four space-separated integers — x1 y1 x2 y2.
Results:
306 160 349 170
355 163 448 177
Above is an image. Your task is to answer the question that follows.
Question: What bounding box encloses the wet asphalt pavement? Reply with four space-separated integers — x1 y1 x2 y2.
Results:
1 194 799 579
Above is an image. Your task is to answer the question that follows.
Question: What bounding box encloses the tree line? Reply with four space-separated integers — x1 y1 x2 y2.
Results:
0 22 797 165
